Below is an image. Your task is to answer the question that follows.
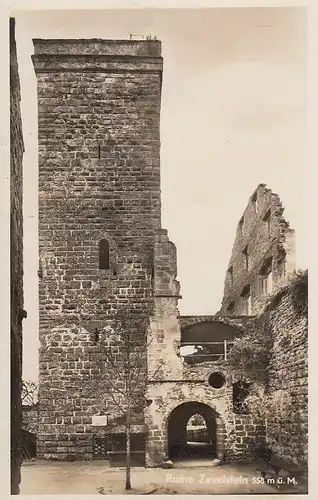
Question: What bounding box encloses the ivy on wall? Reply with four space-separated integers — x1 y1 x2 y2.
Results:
227 269 308 420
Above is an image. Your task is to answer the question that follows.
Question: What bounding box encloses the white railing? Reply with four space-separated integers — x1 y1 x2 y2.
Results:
181 340 234 361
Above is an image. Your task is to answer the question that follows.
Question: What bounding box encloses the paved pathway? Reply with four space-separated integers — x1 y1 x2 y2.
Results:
20 459 305 495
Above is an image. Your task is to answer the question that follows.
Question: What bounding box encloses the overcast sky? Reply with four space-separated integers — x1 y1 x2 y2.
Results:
13 7 307 382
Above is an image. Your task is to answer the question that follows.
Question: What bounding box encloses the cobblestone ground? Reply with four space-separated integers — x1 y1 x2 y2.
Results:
20 460 306 495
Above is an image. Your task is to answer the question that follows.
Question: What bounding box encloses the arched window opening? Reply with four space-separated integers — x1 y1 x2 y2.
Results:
99 239 110 270
186 414 208 444
168 403 218 460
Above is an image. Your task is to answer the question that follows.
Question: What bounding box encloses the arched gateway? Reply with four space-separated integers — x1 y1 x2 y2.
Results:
167 402 225 461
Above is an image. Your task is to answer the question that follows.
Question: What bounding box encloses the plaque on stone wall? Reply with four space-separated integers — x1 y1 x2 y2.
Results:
92 415 108 426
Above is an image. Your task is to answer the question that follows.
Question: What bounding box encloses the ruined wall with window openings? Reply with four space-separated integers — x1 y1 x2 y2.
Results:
219 184 296 316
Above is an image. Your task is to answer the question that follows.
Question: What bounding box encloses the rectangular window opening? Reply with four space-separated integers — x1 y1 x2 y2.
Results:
242 245 249 271
277 250 286 278
228 266 234 286
240 284 251 315
251 191 258 213
239 217 244 237
259 257 273 295
263 209 271 235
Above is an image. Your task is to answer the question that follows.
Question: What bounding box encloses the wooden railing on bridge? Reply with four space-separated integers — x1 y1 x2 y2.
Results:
180 340 235 361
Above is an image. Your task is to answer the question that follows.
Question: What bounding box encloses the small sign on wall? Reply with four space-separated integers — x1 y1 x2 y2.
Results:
92 415 108 426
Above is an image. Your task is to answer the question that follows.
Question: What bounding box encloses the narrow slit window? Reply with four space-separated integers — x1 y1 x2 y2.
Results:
242 246 249 270
251 191 258 213
259 257 273 295
240 284 251 315
239 217 244 237
228 266 234 286
277 250 286 278
263 209 271 235
99 239 110 270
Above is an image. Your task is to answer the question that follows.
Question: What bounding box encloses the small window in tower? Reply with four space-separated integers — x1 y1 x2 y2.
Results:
99 239 110 270
239 217 244 237
263 209 271 235
242 246 249 271
240 284 251 315
251 191 258 213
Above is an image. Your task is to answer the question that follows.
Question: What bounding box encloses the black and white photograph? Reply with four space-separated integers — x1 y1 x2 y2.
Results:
8 2 309 495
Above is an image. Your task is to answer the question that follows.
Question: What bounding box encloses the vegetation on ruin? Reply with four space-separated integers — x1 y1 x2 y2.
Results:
226 269 308 422
88 309 164 491
262 268 308 318
21 380 38 407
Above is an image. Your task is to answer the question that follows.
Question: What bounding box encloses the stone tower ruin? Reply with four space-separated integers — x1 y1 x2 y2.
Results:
32 39 164 460
30 40 307 472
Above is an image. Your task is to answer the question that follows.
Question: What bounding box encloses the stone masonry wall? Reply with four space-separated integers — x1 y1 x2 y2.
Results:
145 229 264 466
257 276 308 468
219 184 296 316
234 415 266 460
32 39 163 460
145 380 233 465
10 17 25 494
147 229 182 382
22 405 39 435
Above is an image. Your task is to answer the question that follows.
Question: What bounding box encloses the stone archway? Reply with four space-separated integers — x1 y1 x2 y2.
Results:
167 402 225 461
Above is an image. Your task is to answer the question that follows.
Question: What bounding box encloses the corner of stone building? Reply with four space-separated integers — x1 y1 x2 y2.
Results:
10 15 25 495
147 229 182 381
145 229 183 466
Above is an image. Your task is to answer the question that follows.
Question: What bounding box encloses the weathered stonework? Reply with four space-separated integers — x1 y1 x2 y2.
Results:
233 415 266 460
219 184 296 316
22 404 39 436
32 39 304 470
10 17 25 494
33 38 163 460
218 187 307 475
145 230 264 466
253 276 308 469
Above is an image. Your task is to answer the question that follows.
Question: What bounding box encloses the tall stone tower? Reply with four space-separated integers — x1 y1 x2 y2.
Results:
32 39 163 460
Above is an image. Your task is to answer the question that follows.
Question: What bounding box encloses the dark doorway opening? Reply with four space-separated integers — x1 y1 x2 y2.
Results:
168 402 217 461
21 429 36 459
93 433 145 467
